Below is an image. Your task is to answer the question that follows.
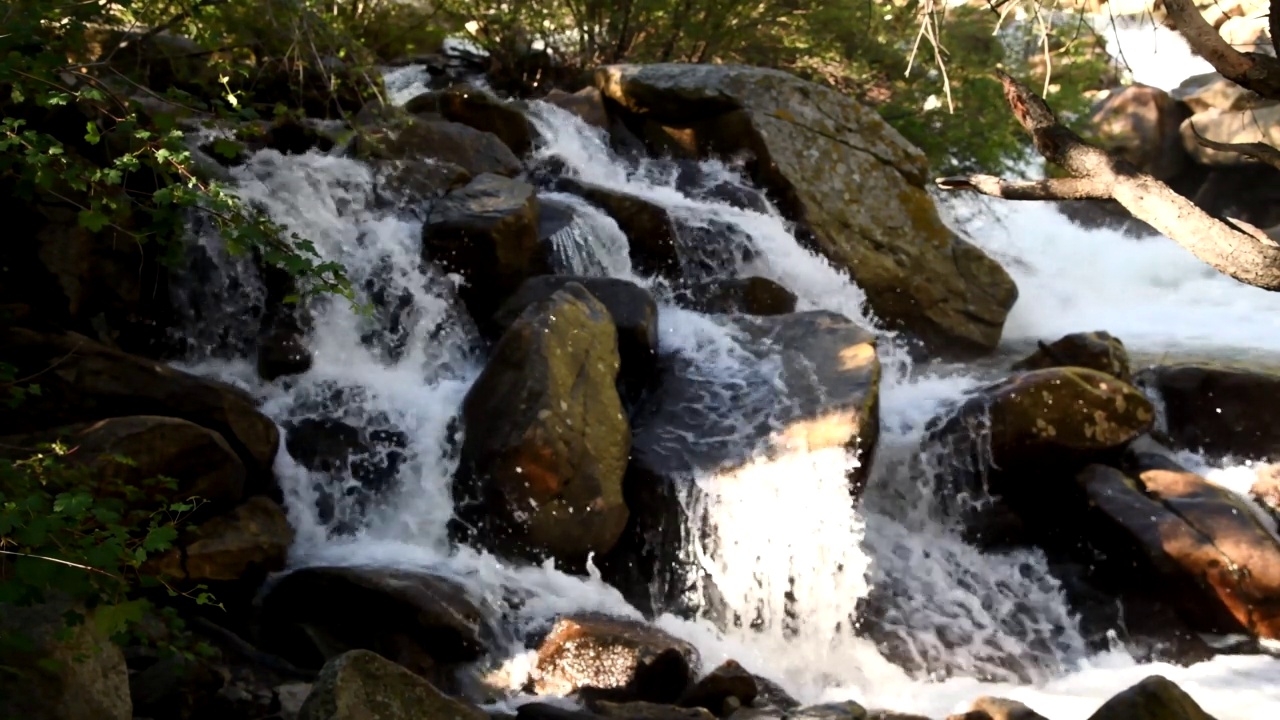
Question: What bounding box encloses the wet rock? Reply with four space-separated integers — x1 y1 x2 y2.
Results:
594 63 1017 357
455 283 630 564
0 415 246 515
1011 331 1131 382
285 416 408 495
422 173 550 322
554 177 681 279
1085 675 1217 720
298 649 489 720
1090 84 1191 181
259 566 494 674
1078 454 1280 638
601 311 879 615
0 599 132 720
258 325 313 381
789 701 868 720
371 159 473 218
0 328 279 490
593 701 717 720
673 277 797 316
356 116 523 177
493 275 659 406
545 87 610 129
1135 362 1280 460
678 660 758 715
1252 464 1280 528
150 495 293 582
128 652 226 720
531 613 700 703
866 713 932 720
407 86 536 156
947 697 1047 720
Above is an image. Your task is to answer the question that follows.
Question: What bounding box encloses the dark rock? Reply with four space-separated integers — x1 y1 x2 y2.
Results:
554 177 681 280
0 328 279 491
455 283 630 565
788 701 868 720
258 326 313 381
600 311 879 616
422 173 549 323
1011 331 1131 381
544 87 610 129
492 275 659 406
128 652 226 720
593 701 716 720
371 159 473 218
1135 362 1280 460
678 660 758 715
1085 676 1217 720
531 614 700 703
148 495 293 582
285 417 408 495
406 86 536 156
298 649 489 720
674 277 797 316
259 566 495 675
356 117 523 177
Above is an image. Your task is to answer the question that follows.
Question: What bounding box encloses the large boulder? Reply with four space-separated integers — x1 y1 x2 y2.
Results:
1090 84 1191 181
405 86 535 156
0 415 247 515
673 277 798 316
531 614 700 703
554 177 682 279
355 116 523 177
453 283 631 565
601 310 879 615
298 649 489 720
259 566 495 675
1085 675 1218 720
543 87 610 129
1135 362 1280 460
492 275 660 407
1078 456 1280 638
149 495 293 582
422 173 550 323
593 64 1017 356
0 328 279 490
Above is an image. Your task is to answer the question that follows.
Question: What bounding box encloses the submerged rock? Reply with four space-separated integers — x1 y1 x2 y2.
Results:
1135 362 1280 460
1011 330 1131 382
677 660 758 715
298 649 488 720
531 614 700 703
455 283 631 564
673 277 797 316
593 63 1017 357
1085 675 1218 720
259 565 494 675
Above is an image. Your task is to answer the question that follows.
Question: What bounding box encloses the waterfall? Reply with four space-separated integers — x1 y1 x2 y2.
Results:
169 54 1280 720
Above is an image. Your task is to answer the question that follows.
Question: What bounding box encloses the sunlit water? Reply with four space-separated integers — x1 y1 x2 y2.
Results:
172 24 1280 720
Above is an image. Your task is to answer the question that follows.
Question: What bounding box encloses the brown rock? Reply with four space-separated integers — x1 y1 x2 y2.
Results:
1252 464 1280 528
1090 84 1191 181
674 277 798 316
554 177 682 279
1011 331 1131 382
532 614 700 703
678 660 758 715
1085 675 1218 720
947 697 1048 720
545 87 610 129
436 86 536 156
1180 104 1280 166
593 702 716 720
356 116 523 177
151 496 293 581
1134 362 1280 460
0 328 279 489
298 649 489 720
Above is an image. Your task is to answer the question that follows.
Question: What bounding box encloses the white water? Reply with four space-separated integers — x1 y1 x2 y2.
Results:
172 24 1280 720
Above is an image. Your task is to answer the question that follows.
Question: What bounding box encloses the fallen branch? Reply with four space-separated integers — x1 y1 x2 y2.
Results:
936 70 1280 292
1161 0 1280 101
1187 120 1280 171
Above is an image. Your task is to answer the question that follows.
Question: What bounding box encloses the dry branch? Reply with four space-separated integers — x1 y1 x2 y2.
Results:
1187 120 1280 170
1161 0 1280 101
936 71 1280 292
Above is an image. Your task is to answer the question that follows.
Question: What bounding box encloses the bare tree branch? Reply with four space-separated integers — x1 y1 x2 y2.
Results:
934 175 1112 200
1187 120 1280 170
937 71 1280 292
1162 0 1280 101
1272 0 1279 59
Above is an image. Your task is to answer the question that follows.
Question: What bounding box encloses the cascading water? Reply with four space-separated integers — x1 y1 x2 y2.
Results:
170 33 1280 720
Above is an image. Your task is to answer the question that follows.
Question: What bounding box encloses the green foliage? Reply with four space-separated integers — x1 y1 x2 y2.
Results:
438 0 1115 174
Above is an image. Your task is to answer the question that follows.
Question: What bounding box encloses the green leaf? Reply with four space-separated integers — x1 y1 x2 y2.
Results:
93 599 148 639
143 525 178 553
77 209 110 232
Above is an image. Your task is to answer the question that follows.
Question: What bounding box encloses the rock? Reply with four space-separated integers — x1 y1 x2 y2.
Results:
1187 162 1280 230
867 713 932 720
285 417 408 496
422 173 549 322
1078 458 1280 637
1181 104 1280 165
1252 464 1280 527
1219 15 1274 55
1011 331 1131 382
258 326 313 381
593 702 716 720
531 614 700 703
493 275 659 406
0 328 279 490
0 415 246 514
554 177 682 279
678 660 758 715
128 652 226 720
788 701 868 720
601 311 879 614
371 159 473 218
454 283 630 564
1180 74 1263 114
356 117 523 177
1135 362 1280 460
593 63 1017 356
298 649 489 720
406 86 536 156
1090 84 1191 181
259 566 494 674
674 277 797 316
0 599 132 720
947 697 1048 720
150 495 293 582
1085 675 1217 720
545 87 610 129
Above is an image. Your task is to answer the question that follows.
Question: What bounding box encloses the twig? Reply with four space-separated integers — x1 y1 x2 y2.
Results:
1187 119 1280 170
